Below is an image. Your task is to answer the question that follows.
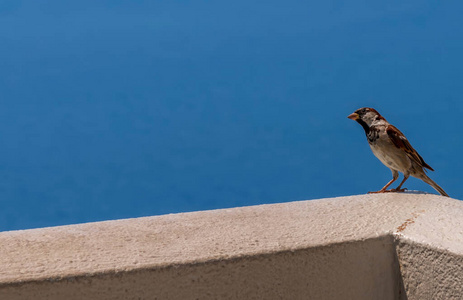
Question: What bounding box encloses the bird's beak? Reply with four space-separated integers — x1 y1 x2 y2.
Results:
347 112 359 120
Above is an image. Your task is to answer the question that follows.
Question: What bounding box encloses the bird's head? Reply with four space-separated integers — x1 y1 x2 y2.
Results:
348 107 385 127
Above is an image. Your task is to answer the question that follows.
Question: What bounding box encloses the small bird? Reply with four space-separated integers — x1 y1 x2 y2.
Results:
348 107 448 197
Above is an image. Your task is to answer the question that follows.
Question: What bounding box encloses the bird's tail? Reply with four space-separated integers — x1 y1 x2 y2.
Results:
420 174 449 197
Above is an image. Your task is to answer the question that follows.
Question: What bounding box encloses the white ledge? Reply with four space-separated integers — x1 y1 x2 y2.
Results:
0 194 462 299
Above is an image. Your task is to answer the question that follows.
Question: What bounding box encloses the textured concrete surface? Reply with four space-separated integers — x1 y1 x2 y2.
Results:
396 239 463 300
0 193 461 299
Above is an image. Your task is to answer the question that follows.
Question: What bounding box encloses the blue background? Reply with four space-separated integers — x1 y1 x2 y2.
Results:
1 1 461 231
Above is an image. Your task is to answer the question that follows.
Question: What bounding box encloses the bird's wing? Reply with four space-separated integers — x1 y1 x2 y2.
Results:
386 125 434 171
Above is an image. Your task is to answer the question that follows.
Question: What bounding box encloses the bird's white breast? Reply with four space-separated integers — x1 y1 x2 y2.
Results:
369 131 412 173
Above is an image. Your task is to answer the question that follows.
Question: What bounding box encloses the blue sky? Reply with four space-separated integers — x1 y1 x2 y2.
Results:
0 1 462 231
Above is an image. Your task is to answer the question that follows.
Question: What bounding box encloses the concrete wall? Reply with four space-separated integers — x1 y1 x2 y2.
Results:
0 193 462 299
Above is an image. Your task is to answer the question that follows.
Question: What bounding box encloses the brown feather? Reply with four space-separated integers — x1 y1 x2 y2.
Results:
386 125 434 171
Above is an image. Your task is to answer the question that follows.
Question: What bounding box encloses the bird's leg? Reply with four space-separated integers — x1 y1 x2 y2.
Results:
368 170 399 194
391 174 409 192
368 178 396 193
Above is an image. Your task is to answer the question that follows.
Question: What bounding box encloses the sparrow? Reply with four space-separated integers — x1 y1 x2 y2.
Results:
348 107 449 197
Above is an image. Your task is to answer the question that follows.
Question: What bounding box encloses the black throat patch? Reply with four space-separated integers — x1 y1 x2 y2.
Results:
356 119 370 134
367 127 380 143
356 119 379 143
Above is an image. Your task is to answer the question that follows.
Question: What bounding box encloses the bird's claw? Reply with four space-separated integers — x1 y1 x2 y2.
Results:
368 190 389 194
368 188 407 194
